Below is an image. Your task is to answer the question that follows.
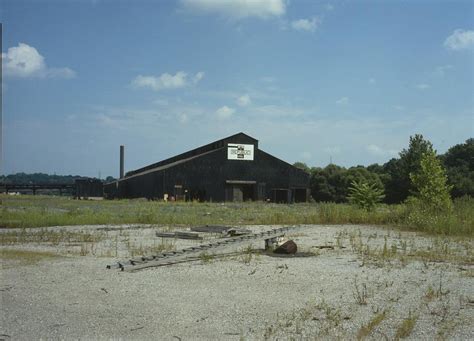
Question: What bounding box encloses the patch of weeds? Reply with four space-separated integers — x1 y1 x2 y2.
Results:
353 277 369 305
459 268 474 278
322 303 342 327
424 285 436 301
400 240 407 254
1 228 104 246
260 300 347 339
357 310 387 340
394 311 418 340
199 252 214 264
349 232 471 267
430 298 451 322
239 245 256 265
151 239 175 253
335 230 345 248
314 300 343 335
80 243 88 256
436 318 460 340
433 270 450 299
382 236 390 258
124 239 175 257
1 249 59 267
128 242 146 257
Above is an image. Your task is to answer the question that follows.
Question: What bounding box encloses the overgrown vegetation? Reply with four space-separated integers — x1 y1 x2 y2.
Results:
0 172 115 184
1 135 472 236
1 249 59 267
307 136 473 204
1 194 472 236
410 149 452 212
344 228 473 266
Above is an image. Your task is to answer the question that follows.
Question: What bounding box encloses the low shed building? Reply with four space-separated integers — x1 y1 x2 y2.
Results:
104 132 310 203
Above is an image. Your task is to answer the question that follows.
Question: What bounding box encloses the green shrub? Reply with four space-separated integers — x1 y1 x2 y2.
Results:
347 180 385 211
409 150 452 212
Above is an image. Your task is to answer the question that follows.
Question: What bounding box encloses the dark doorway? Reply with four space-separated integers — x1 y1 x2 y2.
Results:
241 184 255 201
226 181 256 202
273 189 289 203
230 184 255 202
232 186 243 202
293 188 307 203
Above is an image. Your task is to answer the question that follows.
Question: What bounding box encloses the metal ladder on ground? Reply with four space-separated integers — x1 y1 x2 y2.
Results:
106 226 299 272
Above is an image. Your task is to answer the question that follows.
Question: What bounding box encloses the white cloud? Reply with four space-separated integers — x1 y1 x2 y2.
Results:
433 65 453 77
368 78 376 85
215 105 235 120
366 144 398 157
193 71 205 83
336 97 349 105
416 83 430 90
444 29 474 50
291 17 321 32
2 43 76 79
325 3 334 11
131 71 204 91
236 94 251 106
46 67 76 79
180 0 286 19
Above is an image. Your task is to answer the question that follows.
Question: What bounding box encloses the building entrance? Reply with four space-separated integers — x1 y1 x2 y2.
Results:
225 180 256 202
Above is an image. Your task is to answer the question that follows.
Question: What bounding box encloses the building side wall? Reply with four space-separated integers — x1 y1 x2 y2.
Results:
104 144 310 202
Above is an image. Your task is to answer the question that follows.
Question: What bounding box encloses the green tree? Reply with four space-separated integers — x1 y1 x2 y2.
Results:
293 162 310 173
347 180 385 211
384 134 434 203
310 164 385 203
0 172 84 184
310 164 347 202
441 138 474 198
409 150 452 211
345 166 384 192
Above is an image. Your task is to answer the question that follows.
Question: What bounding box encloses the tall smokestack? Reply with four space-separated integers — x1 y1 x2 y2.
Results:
120 145 124 179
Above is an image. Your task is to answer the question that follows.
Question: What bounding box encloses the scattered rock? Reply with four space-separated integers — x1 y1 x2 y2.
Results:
274 240 297 254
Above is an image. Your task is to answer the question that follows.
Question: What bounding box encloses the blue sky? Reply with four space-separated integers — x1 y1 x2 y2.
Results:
1 0 473 178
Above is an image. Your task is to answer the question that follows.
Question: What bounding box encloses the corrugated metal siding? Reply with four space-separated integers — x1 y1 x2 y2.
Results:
104 134 310 202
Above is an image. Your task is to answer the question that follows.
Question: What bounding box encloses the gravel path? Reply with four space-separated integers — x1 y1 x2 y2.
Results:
1 224 473 340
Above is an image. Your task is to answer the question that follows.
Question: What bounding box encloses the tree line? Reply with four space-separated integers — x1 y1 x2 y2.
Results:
0 173 117 184
294 135 473 204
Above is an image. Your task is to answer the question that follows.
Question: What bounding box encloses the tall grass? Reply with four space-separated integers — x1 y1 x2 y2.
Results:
0 194 472 236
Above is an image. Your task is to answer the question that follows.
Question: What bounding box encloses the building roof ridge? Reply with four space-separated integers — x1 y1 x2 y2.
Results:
126 132 258 177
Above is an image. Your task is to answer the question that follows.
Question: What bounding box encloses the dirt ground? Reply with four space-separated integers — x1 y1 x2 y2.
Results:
1 224 473 340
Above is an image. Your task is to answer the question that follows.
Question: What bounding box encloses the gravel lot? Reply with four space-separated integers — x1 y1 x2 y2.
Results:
1 224 473 340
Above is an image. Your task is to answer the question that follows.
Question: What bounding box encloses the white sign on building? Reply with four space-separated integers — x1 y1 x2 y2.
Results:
227 143 254 161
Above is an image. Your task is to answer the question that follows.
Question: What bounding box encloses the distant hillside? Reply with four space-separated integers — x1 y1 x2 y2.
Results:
0 173 116 184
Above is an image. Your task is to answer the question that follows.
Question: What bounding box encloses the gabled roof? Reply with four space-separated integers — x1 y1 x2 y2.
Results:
125 132 258 177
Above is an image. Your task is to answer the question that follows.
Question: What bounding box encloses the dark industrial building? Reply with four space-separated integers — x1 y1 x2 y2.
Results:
104 132 310 203
74 178 104 198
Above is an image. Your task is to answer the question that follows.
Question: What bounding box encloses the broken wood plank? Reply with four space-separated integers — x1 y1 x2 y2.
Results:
155 231 203 240
190 225 233 233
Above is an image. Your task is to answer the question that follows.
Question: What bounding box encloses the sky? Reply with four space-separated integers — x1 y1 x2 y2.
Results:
1 0 473 178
